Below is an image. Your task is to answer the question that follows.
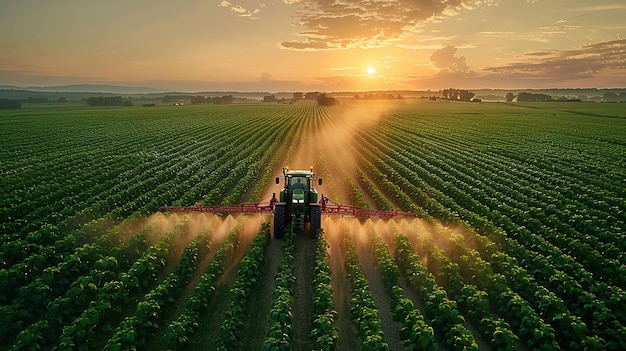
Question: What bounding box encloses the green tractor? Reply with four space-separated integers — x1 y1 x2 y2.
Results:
273 166 322 239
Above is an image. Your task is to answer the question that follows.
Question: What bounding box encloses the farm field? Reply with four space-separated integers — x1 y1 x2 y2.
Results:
1 99 625 350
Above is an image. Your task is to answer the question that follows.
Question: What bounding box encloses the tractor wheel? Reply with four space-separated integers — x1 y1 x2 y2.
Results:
274 203 286 239
309 203 321 239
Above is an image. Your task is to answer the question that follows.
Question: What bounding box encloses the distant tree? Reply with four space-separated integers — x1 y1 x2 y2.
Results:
263 95 276 102
54 97 68 103
459 90 475 102
603 92 619 102
364 93 395 100
0 98 21 109
190 96 207 104
317 93 340 106
505 93 516 102
517 92 552 102
536 93 552 102
442 88 450 100
577 95 588 102
27 97 49 103
442 88 475 101
85 96 132 106
207 95 234 104
447 89 460 100
619 93 626 102
589 95 602 102
161 95 187 103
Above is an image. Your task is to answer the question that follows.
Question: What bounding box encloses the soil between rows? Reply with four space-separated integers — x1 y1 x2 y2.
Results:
239 237 284 349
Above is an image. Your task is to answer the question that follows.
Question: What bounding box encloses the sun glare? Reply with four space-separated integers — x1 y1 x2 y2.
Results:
367 66 376 75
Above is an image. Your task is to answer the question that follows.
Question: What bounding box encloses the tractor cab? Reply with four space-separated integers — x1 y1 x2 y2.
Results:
273 167 323 238
277 167 320 203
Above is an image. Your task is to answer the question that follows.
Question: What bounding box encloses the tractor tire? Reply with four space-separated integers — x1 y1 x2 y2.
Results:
274 203 286 239
309 203 321 239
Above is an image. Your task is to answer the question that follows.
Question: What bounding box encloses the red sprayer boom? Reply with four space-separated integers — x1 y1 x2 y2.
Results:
159 194 416 218
159 194 277 215
319 195 418 218
158 167 417 238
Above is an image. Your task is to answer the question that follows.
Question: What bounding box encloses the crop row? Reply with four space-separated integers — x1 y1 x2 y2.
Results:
52 223 176 350
103 225 214 350
366 225 437 350
343 235 389 350
216 223 271 350
262 228 296 351
0 218 160 348
310 235 339 350
163 225 242 349
347 111 625 349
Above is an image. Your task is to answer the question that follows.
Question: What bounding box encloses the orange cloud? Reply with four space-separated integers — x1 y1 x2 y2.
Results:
483 39 626 81
280 0 493 50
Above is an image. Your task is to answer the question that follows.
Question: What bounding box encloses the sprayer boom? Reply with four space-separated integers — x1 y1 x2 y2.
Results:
158 167 417 238
319 195 417 218
159 202 275 214
159 194 415 219
159 193 277 215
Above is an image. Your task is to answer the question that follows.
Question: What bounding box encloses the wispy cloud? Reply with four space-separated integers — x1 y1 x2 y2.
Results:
219 1 265 19
330 66 358 71
280 0 494 50
483 39 626 81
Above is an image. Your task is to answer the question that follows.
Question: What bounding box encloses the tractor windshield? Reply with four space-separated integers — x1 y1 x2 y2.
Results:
289 176 308 188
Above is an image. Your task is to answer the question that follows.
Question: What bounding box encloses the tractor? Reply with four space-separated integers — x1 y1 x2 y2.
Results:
159 166 417 238
273 166 322 239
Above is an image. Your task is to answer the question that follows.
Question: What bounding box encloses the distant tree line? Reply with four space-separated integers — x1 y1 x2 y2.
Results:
86 96 133 106
442 88 476 102
517 92 553 102
190 95 234 104
505 91 626 103
161 95 187 103
317 93 340 106
600 92 626 102
0 97 69 108
26 97 50 103
353 93 403 100
0 98 21 109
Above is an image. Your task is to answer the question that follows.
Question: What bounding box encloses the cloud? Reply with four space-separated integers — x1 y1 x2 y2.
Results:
483 39 626 82
429 45 470 73
219 1 265 19
280 0 493 50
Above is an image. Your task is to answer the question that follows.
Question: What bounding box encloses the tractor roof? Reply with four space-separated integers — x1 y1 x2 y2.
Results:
286 169 314 176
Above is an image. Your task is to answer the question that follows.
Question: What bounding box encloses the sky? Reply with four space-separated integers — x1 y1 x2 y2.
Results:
1 0 625 92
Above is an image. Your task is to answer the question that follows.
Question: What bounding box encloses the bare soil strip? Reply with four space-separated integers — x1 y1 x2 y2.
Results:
239 238 284 349
324 218 361 351
187 272 237 349
353 227 411 351
291 234 316 350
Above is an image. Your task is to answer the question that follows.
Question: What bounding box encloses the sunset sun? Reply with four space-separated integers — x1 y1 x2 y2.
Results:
367 66 376 75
